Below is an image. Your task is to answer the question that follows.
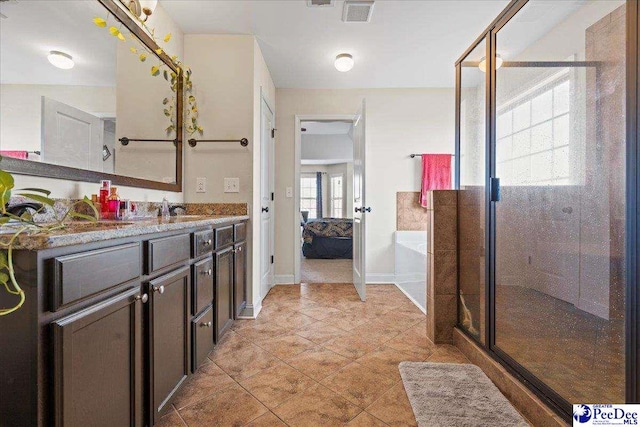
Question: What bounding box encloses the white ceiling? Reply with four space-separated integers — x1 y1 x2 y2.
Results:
0 0 118 86
161 0 510 89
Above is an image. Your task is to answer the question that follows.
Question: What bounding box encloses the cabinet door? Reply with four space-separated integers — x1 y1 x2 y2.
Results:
215 247 234 342
233 241 247 318
52 286 144 427
148 266 190 424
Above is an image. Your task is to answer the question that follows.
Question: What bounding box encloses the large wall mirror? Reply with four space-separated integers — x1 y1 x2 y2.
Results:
0 0 183 191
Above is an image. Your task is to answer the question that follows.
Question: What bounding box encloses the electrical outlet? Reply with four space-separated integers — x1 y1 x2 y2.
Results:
286 187 293 198
224 178 240 193
196 177 206 193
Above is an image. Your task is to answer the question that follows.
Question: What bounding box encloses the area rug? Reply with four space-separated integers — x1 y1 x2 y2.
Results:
399 362 529 427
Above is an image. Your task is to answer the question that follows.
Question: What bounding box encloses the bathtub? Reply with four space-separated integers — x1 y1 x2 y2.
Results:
395 231 427 313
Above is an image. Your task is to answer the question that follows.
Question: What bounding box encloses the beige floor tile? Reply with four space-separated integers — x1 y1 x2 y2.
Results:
295 321 347 344
172 360 236 409
272 383 361 426
426 345 469 364
210 341 281 380
323 334 381 360
240 363 316 409
356 346 424 381
253 334 317 359
286 346 352 381
320 362 397 409
155 408 186 427
178 383 268 426
242 411 287 426
346 411 389 426
366 383 417 427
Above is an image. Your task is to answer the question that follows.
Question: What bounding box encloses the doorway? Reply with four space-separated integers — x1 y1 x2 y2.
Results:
296 119 354 284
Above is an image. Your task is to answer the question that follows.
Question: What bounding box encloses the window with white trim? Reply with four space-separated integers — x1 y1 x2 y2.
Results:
330 174 344 218
496 70 571 186
300 174 318 219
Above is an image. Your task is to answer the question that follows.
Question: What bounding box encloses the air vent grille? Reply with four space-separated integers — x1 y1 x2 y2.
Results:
307 0 333 7
343 0 374 23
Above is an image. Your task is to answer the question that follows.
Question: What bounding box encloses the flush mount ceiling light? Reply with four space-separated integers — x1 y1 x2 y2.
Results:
334 53 354 72
47 51 74 70
479 54 503 73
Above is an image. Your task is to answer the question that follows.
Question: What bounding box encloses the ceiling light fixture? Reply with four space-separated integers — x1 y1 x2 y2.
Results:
479 54 503 73
334 53 354 72
47 51 75 70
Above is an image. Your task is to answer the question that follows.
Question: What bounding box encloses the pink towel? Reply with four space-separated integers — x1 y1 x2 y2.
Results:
419 154 452 208
0 150 28 160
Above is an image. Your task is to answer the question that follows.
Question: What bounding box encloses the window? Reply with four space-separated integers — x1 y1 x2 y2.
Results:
496 71 571 186
300 174 318 219
330 175 343 218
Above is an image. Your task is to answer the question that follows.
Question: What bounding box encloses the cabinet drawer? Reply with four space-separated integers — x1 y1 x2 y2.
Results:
52 243 140 311
234 222 246 242
192 305 214 372
192 229 214 258
192 257 214 315
146 234 190 274
214 226 233 250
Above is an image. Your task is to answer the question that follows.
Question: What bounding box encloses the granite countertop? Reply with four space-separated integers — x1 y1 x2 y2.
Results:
0 215 249 250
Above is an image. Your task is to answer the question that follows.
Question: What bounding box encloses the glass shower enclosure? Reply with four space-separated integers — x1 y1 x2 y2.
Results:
456 0 639 419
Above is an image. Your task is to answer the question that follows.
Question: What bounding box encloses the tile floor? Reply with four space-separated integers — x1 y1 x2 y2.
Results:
157 283 470 427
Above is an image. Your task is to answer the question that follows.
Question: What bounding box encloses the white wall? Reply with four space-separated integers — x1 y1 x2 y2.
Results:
275 88 455 282
183 35 275 313
301 134 353 162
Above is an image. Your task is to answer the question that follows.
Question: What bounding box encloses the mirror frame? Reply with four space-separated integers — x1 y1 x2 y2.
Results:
0 0 184 192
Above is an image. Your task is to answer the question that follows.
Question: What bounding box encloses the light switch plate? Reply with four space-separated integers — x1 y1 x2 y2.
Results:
196 177 206 193
286 187 293 198
224 178 240 193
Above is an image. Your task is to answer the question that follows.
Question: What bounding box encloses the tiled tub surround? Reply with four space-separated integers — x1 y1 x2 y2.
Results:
396 192 429 231
394 231 427 312
425 190 458 344
156 283 474 427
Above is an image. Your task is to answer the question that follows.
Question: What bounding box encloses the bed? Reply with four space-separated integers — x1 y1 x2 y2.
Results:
302 218 353 259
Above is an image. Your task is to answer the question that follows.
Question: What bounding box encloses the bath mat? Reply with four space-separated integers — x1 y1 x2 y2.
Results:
399 362 529 427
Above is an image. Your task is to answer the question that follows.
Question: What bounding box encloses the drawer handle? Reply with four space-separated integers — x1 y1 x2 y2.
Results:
152 285 165 294
233 247 242 253
200 321 212 328
201 268 212 276
203 239 212 246
134 293 149 304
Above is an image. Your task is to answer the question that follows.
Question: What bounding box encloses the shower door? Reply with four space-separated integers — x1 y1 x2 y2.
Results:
491 0 627 409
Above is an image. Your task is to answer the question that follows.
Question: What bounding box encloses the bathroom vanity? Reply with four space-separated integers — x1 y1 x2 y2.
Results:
0 215 249 426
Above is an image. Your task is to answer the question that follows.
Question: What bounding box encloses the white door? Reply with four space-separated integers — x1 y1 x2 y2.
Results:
42 97 103 171
260 98 275 298
352 100 366 301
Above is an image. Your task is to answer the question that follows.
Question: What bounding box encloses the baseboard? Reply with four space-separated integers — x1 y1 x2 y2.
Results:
577 297 609 320
238 300 262 319
275 275 296 285
366 274 396 284
393 283 426 314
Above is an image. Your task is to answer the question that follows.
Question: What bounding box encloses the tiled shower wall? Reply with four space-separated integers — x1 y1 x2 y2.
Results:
396 192 429 230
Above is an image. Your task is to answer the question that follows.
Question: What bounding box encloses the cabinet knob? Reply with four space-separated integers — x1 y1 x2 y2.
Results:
134 293 149 304
207 268 212 276
203 239 212 246
153 285 165 294
237 246 242 252
200 321 212 328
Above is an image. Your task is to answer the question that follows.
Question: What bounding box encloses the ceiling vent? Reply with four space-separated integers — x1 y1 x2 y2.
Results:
342 0 374 23
307 0 333 7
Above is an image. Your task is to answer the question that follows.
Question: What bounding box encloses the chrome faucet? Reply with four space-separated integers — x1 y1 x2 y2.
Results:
3 202 44 217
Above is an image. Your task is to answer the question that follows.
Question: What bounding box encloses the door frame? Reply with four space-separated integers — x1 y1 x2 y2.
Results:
293 114 357 284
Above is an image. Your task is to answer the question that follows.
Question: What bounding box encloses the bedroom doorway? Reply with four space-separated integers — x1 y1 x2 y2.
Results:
294 116 356 285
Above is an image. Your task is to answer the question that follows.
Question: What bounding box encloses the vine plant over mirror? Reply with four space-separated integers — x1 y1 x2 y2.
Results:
93 4 204 137
0 165 98 316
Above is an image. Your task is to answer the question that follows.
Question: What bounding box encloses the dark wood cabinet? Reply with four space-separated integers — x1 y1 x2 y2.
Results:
192 305 214 371
147 266 190 424
51 286 144 427
215 246 234 342
233 241 247 318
